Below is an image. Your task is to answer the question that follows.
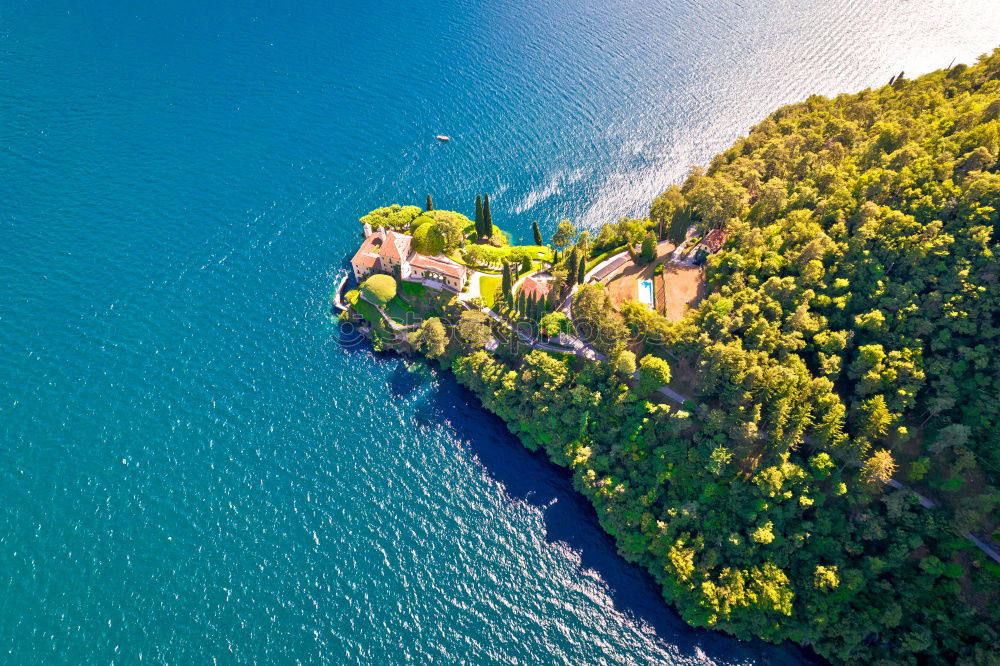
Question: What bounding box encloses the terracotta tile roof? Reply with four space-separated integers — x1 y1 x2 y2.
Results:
352 227 465 284
703 228 727 253
380 229 411 262
353 253 378 268
351 231 385 268
409 253 466 280
520 277 551 299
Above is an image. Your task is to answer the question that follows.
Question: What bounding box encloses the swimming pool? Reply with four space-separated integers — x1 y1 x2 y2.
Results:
638 279 655 308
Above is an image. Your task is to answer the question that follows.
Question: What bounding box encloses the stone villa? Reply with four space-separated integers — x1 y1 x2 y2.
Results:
350 222 468 292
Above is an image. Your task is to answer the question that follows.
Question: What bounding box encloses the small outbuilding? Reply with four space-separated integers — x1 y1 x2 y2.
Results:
702 228 727 254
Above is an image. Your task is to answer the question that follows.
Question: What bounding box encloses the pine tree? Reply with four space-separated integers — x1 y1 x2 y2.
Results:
577 255 586 284
532 220 543 245
426 194 434 211
475 194 484 239
856 395 893 440
567 248 579 286
483 194 494 239
861 449 896 486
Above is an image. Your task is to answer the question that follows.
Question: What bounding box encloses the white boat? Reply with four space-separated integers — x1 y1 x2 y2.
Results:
436 135 450 142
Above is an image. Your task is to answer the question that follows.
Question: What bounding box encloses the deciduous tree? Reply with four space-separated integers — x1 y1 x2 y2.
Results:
637 354 672 395
552 219 577 253
409 317 446 358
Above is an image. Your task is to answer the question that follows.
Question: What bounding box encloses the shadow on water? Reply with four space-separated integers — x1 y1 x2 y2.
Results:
428 375 824 665
338 332 822 665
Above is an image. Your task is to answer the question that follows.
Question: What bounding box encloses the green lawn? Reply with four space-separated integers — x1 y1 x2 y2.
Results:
350 287 413 326
384 296 415 325
398 280 427 303
352 298 383 326
479 275 502 308
521 245 553 262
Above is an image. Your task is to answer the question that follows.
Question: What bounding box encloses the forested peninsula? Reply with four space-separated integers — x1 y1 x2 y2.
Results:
342 50 1000 665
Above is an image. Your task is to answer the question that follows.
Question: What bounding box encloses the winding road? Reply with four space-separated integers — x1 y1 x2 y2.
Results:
886 479 1000 564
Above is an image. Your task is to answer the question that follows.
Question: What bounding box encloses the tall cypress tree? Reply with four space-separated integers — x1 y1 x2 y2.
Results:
425 194 434 211
577 255 586 284
517 289 526 315
567 248 579 286
532 220 543 245
483 194 494 239
474 194 484 239
501 263 512 306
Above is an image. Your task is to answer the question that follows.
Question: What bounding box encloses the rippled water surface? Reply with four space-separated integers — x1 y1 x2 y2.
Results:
1 0 998 662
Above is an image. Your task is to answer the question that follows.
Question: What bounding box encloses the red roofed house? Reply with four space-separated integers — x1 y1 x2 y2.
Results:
703 228 727 254
520 276 551 301
350 222 468 292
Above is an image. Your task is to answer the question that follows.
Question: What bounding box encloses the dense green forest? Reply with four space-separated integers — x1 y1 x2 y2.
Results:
448 52 1000 664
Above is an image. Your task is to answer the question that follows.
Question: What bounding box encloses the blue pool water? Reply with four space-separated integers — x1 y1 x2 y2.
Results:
1 0 998 662
639 280 655 307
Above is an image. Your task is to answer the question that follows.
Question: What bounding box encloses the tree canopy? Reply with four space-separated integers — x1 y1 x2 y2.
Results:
409 317 447 357
427 210 471 250
457 309 492 349
412 222 445 255
360 204 423 232
637 354 671 395
640 230 657 263
572 284 627 355
448 50 1000 666
539 311 570 337
552 219 577 252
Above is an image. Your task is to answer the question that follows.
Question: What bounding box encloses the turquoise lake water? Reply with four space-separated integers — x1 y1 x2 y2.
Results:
2 0 998 663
